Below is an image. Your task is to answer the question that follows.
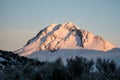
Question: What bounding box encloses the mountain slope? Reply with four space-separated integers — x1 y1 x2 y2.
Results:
15 22 115 56
26 49 120 65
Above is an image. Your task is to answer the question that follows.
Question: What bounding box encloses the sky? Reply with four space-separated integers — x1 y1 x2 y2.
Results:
0 0 120 51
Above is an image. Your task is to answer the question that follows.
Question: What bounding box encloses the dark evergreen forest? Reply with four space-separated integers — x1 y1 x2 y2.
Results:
0 50 120 80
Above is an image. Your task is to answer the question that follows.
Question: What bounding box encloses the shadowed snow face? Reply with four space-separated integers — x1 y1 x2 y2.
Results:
25 49 120 65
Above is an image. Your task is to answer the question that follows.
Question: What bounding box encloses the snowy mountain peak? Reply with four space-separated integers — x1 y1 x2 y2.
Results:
15 22 115 56
63 22 80 30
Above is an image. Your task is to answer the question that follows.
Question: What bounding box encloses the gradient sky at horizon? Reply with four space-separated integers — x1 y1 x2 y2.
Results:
0 0 120 51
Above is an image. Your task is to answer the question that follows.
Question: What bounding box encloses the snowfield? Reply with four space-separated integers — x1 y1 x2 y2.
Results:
26 48 120 65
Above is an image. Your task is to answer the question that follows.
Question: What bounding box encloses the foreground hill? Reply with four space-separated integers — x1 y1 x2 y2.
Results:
0 50 120 80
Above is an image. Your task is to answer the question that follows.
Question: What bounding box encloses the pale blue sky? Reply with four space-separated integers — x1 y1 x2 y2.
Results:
0 0 120 51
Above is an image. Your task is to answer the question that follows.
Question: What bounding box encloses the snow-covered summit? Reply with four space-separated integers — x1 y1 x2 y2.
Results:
15 22 115 56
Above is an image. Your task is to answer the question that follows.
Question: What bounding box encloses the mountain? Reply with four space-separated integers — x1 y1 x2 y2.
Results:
15 22 115 56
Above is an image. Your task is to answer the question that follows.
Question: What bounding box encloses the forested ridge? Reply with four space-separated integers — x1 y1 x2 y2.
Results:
0 50 120 80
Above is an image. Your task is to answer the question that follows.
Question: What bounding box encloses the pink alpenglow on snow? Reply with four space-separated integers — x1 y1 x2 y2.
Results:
15 22 115 56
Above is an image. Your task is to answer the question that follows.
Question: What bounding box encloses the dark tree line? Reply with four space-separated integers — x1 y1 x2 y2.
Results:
0 50 120 80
